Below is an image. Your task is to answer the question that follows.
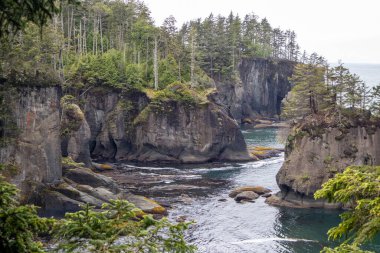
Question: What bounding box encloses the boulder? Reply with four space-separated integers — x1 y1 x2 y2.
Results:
249 146 282 160
234 191 259 202
125 194 167 215
229 186 271 198
37 190 82 217
261 193 272 198
64 167 119 193
92 162 114 171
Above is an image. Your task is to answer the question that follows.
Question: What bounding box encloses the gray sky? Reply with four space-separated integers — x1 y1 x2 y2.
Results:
143 0 380 64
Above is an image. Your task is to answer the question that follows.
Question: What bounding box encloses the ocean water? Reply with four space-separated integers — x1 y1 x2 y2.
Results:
120 128 380 252
339 63 380 88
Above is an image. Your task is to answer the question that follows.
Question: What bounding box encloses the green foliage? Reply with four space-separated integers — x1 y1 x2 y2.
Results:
1 0 301 92
60 95 85 137
125 63 147 88
61 156 85 170
315 166 380 252
371 84 380 117
53 200 196 253
321 243 373 253
0 23 62 86
282 61 330 119
282 60 374 121
67 49 126 88
0 0 78 37
158 55 180 87
150 82 210 106
0 163 195 252
0 164 54 253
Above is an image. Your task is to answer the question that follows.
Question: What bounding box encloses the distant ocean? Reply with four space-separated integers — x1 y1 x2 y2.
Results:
343 63 380 88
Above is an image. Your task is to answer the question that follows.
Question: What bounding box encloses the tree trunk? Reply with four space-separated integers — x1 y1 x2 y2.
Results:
100 14 104 54
154 36 158 90
191 33 195 87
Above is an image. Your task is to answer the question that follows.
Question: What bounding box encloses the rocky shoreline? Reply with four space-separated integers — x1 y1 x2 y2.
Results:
0 58 296 216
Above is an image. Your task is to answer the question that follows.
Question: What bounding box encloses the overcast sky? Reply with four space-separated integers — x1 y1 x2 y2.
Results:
143 0 380 64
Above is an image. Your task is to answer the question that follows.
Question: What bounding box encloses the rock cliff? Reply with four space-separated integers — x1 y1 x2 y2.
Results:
267 115 380 208
0 86 62 198
216 58 295 122
84 87 250 163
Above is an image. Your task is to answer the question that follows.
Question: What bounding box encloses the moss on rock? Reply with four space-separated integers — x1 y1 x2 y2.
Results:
60 95 85 137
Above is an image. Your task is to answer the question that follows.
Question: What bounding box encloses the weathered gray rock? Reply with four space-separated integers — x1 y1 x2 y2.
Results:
215 58 295 122
66 120 91 166
0 86 61 197
229 186 271 198
130 101 251 163
274 126 380 208
82 88 250 163
37 190 82 217
235 191 259 202
64 167 119 193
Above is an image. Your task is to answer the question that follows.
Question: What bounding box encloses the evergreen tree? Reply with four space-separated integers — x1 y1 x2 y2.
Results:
282 62 329 118
315 166 380 253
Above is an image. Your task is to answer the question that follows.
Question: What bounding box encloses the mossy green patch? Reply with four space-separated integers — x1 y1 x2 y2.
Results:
60 95 85 137
62 156 85 171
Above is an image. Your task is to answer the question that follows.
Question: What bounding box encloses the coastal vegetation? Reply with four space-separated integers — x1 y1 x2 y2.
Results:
0 0 300 93
1 0 379 253
282 57 380 252
0 164 195 252
282 59 379 120
315 166 380 253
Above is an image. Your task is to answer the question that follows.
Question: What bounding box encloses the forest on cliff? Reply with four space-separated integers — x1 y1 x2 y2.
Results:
0 0 300 91
1 1 379 253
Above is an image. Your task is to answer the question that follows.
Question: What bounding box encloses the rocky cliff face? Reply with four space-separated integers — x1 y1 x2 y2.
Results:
216 58 295 122
267 125 380 208
83 88 250 163
0 86 62 197
131 101 249 163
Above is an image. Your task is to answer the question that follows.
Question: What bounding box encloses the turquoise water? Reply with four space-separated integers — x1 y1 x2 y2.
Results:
120 128 380 252
166 128 380 253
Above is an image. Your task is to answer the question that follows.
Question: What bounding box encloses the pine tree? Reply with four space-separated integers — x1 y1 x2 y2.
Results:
282 62 329 118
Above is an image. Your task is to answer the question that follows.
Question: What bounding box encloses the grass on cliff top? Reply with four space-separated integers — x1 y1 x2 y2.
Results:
143 82 214 106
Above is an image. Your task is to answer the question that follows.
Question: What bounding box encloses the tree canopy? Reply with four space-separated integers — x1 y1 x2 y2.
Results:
315 166 380 253
282 59 378 120
0 0 301 93
0 0 78 37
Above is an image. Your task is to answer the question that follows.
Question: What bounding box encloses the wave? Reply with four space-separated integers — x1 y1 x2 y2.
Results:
231 237 317 244
122 164 181 171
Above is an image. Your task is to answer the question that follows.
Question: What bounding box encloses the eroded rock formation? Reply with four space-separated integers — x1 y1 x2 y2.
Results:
216 58 295 122
267 118 380 208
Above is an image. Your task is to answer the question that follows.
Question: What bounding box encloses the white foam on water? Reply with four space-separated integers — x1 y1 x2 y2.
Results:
122 164 180 171
231 237 317 244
